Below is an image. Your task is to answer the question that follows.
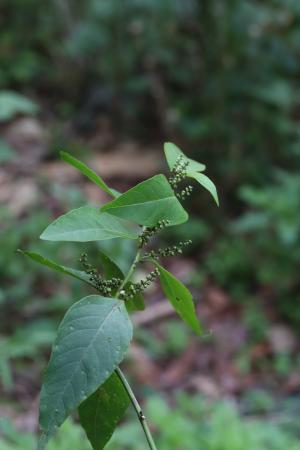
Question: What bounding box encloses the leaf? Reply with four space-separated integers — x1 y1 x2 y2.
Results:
155 263 202 335
97 251 145 312
98 250 124 279
60 151 119 198
40 206 138 242
78 372 129 450
125 289 145 312
0 90 38 122
37 295 132 450
164 142 206 173
164 143 219 206
188 172 219 206
17 250 95 287
101 174 188 227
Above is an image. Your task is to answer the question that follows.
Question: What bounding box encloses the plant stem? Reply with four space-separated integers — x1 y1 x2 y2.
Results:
116 247 142 296
115 367 158 450
115 233 158 449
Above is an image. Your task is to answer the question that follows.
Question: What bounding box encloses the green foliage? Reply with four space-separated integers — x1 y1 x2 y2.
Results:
40 207 138 242
21 143 216 449
2 394 300 450
60 151 119 198
79 373 130 450
17 250 95 287
101 174 188 227
0 91 38 121
207 170 300 327
38 296 132 450
106 394 300 450
2 0 300 188
155 263 202 335
164 142 206 173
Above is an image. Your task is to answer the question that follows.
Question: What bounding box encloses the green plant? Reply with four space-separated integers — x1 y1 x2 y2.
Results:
207 170 300 328
19 142 218 450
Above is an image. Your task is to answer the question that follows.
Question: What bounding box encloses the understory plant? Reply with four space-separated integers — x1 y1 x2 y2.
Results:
19 142 218 450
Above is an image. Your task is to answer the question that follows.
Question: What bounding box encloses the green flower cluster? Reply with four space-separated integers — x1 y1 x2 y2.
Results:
79 253 122 295
168 155 193 200
177 185 193 200
119 268 160 300
143 239 192 260
138 220 170 247
168 155 189 189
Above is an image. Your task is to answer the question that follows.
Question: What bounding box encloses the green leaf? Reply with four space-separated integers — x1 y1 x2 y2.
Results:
97 251 145 311
78 372 129 450
101 174 188 227
17 250 95 287
188 172 219 206
98 250 124 279
0 90 38 122
125 289 145 313
38 295 132 450
40 206 138 242
164 142 206 173
60 151 119 198
155 263 202 335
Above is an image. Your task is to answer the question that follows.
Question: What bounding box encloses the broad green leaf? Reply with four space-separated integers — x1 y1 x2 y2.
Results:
188 172 219 206
18 250 95 287
101 174 188 227
60 151 119 198
155 263 202 335
78 372 129 450
40 206 138 242
164 142 206 173
38 295 132 450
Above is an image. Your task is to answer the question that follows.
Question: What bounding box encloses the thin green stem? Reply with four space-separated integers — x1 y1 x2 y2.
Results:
115 367 158 450
116 227 146 298
114 231 158 449
116 246 142 297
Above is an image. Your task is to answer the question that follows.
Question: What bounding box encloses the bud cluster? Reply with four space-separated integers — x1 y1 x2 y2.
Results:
168 155 189 189
143 240 192 260
119 268 160 300
138 220 170 247
177 185 194 200
79 253 122 295
168 155 193 201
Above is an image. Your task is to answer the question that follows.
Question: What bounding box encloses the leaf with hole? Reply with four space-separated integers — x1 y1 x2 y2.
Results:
40 206 138 242
78 372 129 450
155 262 202 335
164 142 206 173
101 174 188 227
18 250 95 287
60 151 119 198
37 295 132 450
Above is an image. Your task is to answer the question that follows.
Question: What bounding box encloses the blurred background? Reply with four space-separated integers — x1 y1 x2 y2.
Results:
1 1 300 449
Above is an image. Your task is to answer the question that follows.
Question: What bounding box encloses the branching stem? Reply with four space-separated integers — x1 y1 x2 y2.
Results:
115 367 158 450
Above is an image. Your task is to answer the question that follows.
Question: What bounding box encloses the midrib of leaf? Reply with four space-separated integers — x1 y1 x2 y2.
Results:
104 195 176 210
48 227 131 239
42 302 121 436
